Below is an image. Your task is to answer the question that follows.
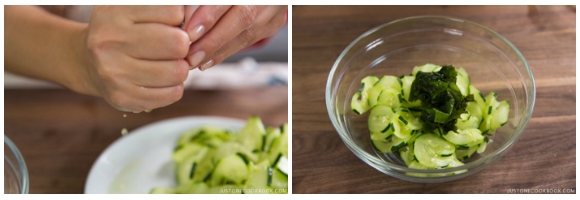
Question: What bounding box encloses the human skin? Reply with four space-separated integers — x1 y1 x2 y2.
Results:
5 5 287 113
183 5 288 70
5 5 190 113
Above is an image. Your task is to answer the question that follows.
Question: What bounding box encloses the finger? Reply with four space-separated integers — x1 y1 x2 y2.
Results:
126 59 190 88
125 5 185 26
134 84 184 112
186 6 264 68
183 5 199 29
200 10 287 70
108 83 184 113
122 23 190 60
183 5 231 42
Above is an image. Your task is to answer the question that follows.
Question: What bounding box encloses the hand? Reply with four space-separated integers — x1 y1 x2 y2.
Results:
182 5 287 70
84 6 190 113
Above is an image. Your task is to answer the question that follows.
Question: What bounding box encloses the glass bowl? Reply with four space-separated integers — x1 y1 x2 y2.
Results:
4 135 29 194
326 16 535 183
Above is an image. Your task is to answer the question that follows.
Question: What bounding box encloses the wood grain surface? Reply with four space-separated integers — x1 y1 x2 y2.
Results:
292 5 575 194
4 87 288 194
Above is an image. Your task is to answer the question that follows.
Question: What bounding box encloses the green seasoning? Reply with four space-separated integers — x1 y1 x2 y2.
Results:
150 117 288 194
352 64 509 173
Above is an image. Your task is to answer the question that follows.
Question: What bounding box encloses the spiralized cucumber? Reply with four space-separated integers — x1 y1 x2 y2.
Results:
352 64 509 175
151 117 288 194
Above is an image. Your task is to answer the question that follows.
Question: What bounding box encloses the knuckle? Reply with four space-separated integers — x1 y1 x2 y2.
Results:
273 15 287 29
240 26 257 44
238 6 258 27
203 37 223 54
173 61 190 83
166 30 190 58
165 6 185 25
167 85 184 103
106 91 130 110
204 5 230 24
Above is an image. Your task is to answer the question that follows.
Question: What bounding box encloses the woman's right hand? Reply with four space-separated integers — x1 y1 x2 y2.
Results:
82 6 191 113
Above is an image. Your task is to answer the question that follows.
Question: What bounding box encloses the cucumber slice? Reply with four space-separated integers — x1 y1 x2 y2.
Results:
263 127 281 152
374 75 402 92
371 132 406 153
482 92 499 119
176 148 208 186
172 143 207 164
376 88 401 108
479 114 492 135
455 145 478 161
455 67 470 97
411 63 442 76
469 85 487 113
367 87 383 108
156 117 288 193
400 141 416 166
397 108 423 130
351 93 366 115
370 126 393 144
406 160 431 177
414 134 456 168
368 105 396 133
455 115 480 130
442 128 484 147
209 154 249 187
391 116 412 141
351 76 379 114
237 116 266 151
490 100 510 130
400 75 415 101
193 126 232 144
212 141 257 164
176 128 204 148
268 128 288 162
367 76 402 108
485 92 500 109
407 158 466 177
270 165 288 189
466 101 483 124
184 148 216 185
477 140 489 154
244 161 269 193
276 156 288 176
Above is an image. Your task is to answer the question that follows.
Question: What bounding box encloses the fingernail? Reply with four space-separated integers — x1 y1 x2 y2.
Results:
187 51 205 69
188 25 205 42
199 60 214 71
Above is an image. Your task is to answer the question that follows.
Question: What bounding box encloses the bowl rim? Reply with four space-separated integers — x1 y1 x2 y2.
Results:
326 15 536 175
5 135 30 194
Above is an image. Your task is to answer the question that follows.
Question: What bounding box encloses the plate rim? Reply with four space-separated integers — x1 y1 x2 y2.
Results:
83 115 247 194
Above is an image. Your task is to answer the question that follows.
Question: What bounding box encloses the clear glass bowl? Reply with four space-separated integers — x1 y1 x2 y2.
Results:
326 16 535 183
4 135 29 194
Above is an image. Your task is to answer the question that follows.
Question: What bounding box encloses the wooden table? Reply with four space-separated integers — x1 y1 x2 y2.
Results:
4 87 288 194
292 5 575 193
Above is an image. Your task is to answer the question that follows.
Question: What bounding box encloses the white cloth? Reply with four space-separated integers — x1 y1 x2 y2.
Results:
4 57 288 90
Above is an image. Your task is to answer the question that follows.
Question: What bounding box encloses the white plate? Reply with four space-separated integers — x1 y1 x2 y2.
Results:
84 116 245 194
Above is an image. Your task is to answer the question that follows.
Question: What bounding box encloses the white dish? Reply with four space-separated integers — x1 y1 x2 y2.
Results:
84 116 245 194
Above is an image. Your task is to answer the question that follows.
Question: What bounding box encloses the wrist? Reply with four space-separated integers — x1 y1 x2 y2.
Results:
63 24 101 97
